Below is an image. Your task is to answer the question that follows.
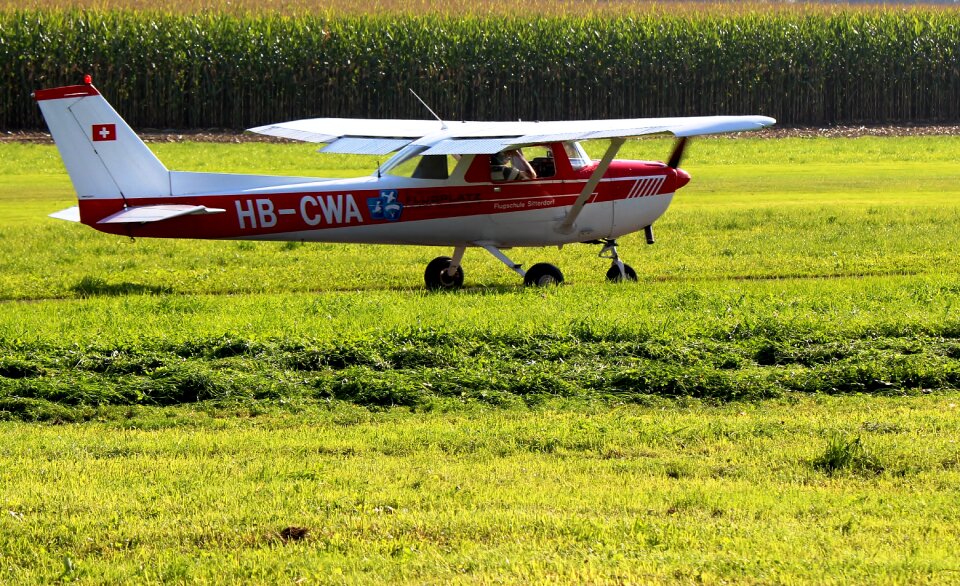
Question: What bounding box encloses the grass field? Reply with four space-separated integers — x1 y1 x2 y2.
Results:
2 396 959 583
1 136 959 583
0 0 902 16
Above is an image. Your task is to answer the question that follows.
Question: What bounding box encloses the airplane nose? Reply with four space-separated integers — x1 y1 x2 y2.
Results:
673 167 691 190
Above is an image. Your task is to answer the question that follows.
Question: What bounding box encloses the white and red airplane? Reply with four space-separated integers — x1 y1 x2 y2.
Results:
36 78 774 288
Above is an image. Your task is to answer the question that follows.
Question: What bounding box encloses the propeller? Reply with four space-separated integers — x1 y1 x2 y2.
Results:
667 136 689 169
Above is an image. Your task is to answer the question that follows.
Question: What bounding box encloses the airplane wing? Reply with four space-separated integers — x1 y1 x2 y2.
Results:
248 118 445 155
420 116 775 154
247 115 775 155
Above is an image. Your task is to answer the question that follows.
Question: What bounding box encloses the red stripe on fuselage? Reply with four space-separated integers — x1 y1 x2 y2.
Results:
79 164 681 239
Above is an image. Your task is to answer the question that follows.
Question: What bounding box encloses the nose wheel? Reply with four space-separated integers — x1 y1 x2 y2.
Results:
599 239 637 283
606 263 637 282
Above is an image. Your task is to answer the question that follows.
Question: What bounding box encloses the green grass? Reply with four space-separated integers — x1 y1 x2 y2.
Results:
1 136 960 583
2 396 959 583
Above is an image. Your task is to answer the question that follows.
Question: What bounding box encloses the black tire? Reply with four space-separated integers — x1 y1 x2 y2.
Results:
524 263 564 287
424 256 464 290
606 263 638 283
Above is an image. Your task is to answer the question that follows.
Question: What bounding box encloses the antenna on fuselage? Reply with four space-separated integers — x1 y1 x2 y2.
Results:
409 89 447 130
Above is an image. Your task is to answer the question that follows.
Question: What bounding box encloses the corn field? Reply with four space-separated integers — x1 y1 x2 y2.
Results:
2 9 960 130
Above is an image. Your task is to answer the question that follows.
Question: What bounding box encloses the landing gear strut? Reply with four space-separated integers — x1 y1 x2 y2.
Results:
424 244 566 289
599 239 637 283
478 243 563 287
425 239 643 288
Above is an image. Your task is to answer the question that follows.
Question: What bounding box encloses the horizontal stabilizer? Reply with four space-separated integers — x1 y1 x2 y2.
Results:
97 205 225 224
49 206 81 222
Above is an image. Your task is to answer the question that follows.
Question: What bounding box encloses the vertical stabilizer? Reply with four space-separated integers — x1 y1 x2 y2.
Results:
34 82 170 199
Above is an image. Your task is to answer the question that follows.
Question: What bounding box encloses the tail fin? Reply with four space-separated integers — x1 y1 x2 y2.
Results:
33 81 170 199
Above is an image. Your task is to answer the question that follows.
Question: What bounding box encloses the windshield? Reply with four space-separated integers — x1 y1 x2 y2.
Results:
564 141 591 170
378 145 461 180
377 144 427 176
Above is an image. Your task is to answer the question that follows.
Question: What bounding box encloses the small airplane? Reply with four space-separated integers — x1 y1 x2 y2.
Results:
35 77 774 289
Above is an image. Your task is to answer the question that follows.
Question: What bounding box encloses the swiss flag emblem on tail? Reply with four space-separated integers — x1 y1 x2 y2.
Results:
92 124 116 142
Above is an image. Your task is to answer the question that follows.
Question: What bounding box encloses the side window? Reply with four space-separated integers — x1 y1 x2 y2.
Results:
490 148 541 183
490 153 518 182
526 145 556 179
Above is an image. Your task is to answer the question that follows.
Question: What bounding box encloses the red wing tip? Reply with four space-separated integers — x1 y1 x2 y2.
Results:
33 84 101 102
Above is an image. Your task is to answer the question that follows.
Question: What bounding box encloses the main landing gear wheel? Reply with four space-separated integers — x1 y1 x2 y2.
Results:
424 256 464 290
606 263 638 283
524 263 564 287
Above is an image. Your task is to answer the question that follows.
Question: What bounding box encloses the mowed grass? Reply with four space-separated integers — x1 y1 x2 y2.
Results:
2 396 959 584
1 136 960 583
0 0 885 15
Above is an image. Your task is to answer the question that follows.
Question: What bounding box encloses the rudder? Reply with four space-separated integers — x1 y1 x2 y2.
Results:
34 81 170 199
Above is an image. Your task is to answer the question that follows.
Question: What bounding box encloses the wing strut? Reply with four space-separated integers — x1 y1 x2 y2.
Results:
556 137 625 234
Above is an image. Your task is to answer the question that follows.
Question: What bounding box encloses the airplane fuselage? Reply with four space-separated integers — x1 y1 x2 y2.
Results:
79 157 689 248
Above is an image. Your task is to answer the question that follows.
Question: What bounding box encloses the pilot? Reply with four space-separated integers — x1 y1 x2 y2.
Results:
491 149 537 181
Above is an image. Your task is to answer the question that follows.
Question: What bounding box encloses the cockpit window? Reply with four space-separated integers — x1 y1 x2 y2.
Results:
379 146 460 180
381 147 457 179
564 141 591 170
490 148 539 182
525 145 556 178
378 144 423 176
